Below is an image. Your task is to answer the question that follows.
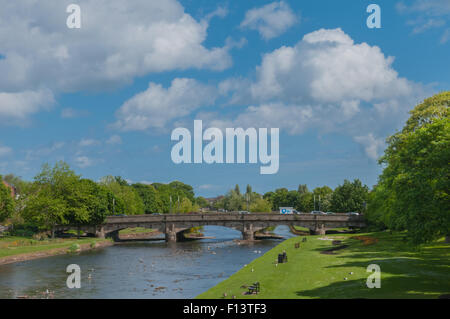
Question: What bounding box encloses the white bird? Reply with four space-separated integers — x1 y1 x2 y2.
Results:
344 277 348 280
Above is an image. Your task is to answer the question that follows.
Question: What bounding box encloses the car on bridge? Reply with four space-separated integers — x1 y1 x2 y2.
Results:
311 211 326 215
347 212 360 216
239 211 250 214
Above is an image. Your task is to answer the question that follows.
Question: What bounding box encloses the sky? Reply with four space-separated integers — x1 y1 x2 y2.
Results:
0 0 449 197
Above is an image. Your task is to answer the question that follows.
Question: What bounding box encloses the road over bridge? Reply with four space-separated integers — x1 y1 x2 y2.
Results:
56 213 366 242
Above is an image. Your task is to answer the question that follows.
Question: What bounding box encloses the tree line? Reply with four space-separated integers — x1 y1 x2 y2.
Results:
212 181 369 214
0 162 204 236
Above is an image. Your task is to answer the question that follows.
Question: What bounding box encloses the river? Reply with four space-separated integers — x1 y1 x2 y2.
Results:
0 226 296 299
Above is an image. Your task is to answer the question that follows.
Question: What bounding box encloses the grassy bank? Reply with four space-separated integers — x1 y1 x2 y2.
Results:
197 231 450 299
0 236 112 264
119 227 156 235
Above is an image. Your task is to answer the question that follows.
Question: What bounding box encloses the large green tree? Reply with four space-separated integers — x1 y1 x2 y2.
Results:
370 92 449 244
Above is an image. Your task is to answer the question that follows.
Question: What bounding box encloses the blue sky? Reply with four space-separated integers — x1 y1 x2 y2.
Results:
0 0 449 197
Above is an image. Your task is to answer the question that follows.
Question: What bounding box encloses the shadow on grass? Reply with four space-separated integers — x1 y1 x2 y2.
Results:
300 232 450 299
296 271 449 299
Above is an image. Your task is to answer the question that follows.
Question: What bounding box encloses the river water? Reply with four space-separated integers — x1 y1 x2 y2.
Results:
0 226 296 299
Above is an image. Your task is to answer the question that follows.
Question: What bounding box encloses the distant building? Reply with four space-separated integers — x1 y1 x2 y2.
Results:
2 181 16 199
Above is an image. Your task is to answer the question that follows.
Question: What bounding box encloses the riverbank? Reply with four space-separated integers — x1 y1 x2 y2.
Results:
197 231 450 299
0 236 113 266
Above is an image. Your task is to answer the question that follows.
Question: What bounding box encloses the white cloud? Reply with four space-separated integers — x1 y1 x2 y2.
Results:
248 28 413 104
26 142 65 160
441 28 450 43
106 135 122 145
204 6 228 22
0 0 232 93
79 139 100 147
354 134 385 161
114 78 217 131
0 1 233 124
0 89 54 123
212 28 426 159
397 0 450 40
240 1 298 39
198 184 216 190
109 28 426 160
61 108 89 119
0 145 12 157
74 156 94 168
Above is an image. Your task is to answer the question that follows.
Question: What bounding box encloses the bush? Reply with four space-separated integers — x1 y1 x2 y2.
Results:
8 223 39 237
68 243 81 253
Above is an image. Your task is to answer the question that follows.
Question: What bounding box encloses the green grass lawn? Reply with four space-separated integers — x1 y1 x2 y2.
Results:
292 226 310 232
197 232 450 299
0 236 110 258
119 227 156 235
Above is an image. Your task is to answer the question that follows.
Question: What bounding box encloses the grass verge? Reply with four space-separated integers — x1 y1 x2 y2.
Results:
197 231 450 299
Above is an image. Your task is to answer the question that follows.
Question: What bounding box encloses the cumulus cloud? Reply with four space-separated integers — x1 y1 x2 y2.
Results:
240 1 298 39
0 89 54 123
248 28 413 104
213 28 425 159
114 78 217 131
109 28 426 160
0 0 232 124
0 0 232 93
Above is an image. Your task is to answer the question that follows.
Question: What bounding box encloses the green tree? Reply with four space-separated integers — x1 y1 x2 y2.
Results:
249 198 272 212
234 184 241 196
132 183 164 214
0 177 15 222
312 186 333 212
195 196 209 208
297 184 309 194
331 179 369 213
22 186 67 237
372 92 449 244
100 176 144 215
297 192 313 212
168 181 195 202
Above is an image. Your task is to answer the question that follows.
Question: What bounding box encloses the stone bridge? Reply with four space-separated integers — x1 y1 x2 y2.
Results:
55 213 366 242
